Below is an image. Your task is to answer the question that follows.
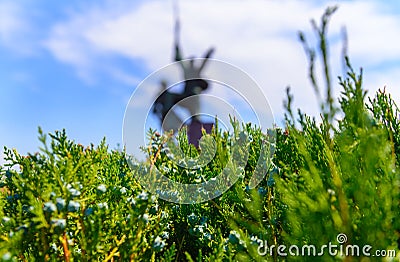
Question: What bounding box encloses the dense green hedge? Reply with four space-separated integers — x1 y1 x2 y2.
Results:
1 7 399 261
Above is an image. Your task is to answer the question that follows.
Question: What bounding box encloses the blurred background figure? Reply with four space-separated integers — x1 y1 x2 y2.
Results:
174 42 215 123
151 11 215 145
152 80 182 132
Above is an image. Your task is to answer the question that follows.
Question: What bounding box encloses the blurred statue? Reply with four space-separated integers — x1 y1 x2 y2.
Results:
174 42 215 122
152 80 185 132
152 8 215 145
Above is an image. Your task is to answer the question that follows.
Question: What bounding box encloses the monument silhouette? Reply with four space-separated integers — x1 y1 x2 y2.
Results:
152 10 215 147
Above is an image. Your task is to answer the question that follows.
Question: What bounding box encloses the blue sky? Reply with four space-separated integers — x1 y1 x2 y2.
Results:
2 0 400 163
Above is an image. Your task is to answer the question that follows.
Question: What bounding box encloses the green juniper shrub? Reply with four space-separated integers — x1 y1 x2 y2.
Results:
0 6 399 262
367 88 400 164
275 7 399 262
225 6 400 262
139 118 276 261
0 129 172 261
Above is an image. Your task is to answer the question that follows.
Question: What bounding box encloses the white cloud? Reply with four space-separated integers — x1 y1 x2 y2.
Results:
43 0 400 123
44 17 100 83
0 2 24 43
364 66 400 103
335 1 400 67
0 1 37 55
